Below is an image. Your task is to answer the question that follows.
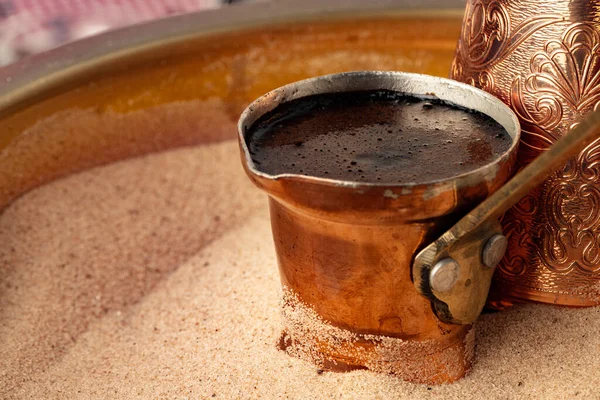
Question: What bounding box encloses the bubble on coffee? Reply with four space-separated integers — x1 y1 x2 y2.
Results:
245 90 511 184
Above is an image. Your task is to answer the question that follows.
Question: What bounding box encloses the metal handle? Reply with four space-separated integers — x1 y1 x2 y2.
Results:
413 108 600 325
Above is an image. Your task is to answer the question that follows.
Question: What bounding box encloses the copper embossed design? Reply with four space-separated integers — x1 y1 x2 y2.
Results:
505 23 600 278
451 0 561 92
511 24 600 151
452 0 600 305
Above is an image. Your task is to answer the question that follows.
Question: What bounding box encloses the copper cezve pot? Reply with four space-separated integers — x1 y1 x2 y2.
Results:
237 71 600 384
452 0 600 307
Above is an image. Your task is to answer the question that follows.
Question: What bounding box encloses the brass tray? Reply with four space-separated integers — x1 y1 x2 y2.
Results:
0 0 463 210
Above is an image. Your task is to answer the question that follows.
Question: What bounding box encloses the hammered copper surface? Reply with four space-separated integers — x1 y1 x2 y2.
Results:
451 0 600 306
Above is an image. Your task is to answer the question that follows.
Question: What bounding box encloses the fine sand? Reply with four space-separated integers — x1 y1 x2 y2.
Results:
1 140 599 399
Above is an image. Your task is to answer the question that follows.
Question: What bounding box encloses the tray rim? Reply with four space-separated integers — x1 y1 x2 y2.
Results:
0 0 464 119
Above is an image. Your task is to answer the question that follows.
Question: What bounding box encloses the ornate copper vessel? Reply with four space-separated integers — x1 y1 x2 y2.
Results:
239 71 521 384
451 0 600 306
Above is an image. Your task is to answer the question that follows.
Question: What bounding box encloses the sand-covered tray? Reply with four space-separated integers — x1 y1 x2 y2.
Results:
1 1 599 398
3 139 600 399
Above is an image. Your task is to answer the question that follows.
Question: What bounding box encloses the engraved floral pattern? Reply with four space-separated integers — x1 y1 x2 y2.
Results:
505 23 600 274
451 0 562 92
510 24 600 150
541 166 600 272
452 0 600 297
499 194 538 277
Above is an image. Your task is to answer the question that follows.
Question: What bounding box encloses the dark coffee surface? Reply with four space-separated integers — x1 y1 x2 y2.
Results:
246 90 511 183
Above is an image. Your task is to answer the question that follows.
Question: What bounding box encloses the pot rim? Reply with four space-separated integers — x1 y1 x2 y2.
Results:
238 70 521 190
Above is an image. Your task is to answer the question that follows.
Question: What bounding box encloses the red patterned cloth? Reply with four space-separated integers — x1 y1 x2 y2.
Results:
0 0 221 66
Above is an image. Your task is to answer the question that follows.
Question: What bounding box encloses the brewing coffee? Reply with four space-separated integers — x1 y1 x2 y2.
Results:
246 90 510 183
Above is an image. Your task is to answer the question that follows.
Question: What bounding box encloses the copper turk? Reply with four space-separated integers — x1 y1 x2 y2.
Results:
451 0 600 307
238 71 522 384
238 71 600 383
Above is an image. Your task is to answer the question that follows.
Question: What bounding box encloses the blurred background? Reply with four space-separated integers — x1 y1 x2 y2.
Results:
0 0 251 66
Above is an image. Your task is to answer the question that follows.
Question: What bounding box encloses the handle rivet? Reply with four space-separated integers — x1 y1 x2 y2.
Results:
482 234 508 268
430 258 460 292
